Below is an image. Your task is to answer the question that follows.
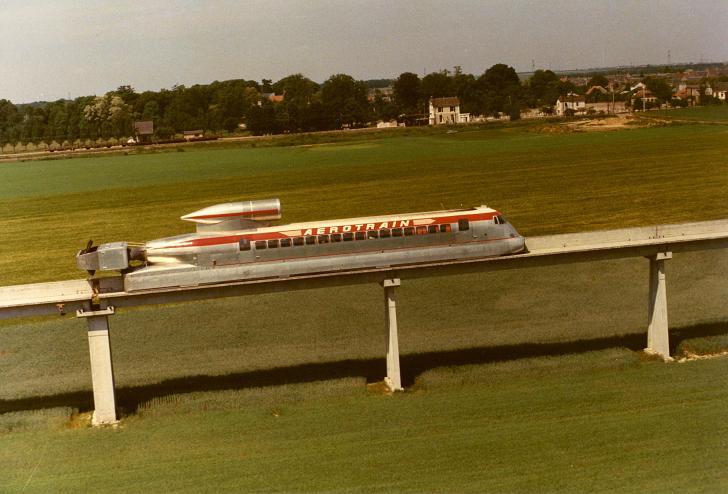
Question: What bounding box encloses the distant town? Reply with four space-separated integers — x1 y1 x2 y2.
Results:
1 61 727 153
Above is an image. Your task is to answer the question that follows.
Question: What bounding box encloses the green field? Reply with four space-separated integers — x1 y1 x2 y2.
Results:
1 119 727 492
648 104 728 122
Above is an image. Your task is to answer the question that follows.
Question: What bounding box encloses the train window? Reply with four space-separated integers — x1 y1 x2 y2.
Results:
355 231 366 241
331 233 342 242
416 226 427 235
380 228 391 238
404 227 415 236
267 239 279 248
280 238 292 248
458 219 470 231
293 237 304 246
428 225 438 234
392 228 403 237
343 232 354 241
495 215 507 225
255 240 267 250
305 236 316 245
239 239 251 251
367 230 378 239
318 235 329 244
440 224 452 233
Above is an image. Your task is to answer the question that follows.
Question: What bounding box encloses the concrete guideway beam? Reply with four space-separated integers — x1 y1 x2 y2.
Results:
77 305 118 425
381 278 403 391
646 252 672 359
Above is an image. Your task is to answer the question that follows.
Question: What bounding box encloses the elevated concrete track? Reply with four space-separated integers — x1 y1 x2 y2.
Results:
2 219 727 424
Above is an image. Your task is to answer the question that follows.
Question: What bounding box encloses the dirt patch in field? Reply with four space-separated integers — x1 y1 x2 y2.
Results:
366 381 395 395
67 411 93 429
565 114 644 132
677 350 728 363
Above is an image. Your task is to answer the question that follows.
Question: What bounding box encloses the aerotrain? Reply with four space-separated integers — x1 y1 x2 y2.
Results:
77 198 526 291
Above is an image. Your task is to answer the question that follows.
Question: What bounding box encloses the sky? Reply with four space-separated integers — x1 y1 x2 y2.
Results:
1 0 727 103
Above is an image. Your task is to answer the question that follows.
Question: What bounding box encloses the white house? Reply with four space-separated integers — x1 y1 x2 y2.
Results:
555 94 586 116
429 97 469 125
711 82 728 101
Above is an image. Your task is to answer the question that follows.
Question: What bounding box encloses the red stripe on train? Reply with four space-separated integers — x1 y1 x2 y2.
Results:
164 211 499 248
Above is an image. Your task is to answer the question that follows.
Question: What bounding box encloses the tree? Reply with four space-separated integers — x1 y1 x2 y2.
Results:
587 74 609 89
527 69 560 107
452 72 478 115
273 74 319 131
83 93 132 137
393 72 421 115
321 74 371 129
643 76 672 103
478 63 522 117
246 100 278 135
372 92 398 121
141 101 161 122
421 71 454 101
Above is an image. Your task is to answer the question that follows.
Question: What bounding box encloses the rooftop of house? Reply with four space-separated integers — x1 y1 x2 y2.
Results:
430 97 460 107
558 94 585 103
133 121 154 135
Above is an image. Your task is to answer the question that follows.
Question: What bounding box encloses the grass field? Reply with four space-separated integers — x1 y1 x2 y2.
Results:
2 121 728 285
647 104 728 122
1 353 727 492
1 117 727 492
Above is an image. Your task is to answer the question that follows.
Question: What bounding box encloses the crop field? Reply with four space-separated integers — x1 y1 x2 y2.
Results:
1 114 728 492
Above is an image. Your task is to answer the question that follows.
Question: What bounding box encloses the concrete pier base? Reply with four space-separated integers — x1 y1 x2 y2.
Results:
77 306 118 425
647 252 672 359
382 279 403 391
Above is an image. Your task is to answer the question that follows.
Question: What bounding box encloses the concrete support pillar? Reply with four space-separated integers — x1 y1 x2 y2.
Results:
646 252 672 359
381 278 403 391
77 305 118 425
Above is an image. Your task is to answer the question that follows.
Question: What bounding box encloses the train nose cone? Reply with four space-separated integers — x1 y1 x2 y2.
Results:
507 225 526 253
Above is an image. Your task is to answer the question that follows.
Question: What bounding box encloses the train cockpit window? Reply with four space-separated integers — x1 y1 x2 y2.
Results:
428 225 438 234
367 230 378 239
458 219 470 231
440 224 452 233
280 238 292 248
404 227 415 236
267 239 279 248
355 231 366 240
343 232 354 241
380 228 391 238
293 237 304 246
255 240 267 250
416 226 427 235
392 228 403 237
331 233 342 242
239 239 251 251
318 235 330 244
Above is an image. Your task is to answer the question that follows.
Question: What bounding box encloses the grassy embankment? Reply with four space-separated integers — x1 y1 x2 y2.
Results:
1 110 727 491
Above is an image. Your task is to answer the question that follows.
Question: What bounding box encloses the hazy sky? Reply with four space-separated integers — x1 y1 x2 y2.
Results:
1 0 726 103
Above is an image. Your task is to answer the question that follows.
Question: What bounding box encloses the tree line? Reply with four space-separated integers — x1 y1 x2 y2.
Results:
0 63 719 147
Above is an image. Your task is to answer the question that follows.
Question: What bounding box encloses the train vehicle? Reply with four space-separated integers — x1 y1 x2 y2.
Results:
77 198 526 291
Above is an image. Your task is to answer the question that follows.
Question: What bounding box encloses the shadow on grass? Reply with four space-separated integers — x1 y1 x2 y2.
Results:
2 321 726 416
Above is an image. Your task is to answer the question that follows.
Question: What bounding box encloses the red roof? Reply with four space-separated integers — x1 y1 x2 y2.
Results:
431 97 460 107
133 121 154 135
558 95 585 103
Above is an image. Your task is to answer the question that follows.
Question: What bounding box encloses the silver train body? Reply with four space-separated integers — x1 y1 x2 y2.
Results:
77 198 526 292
